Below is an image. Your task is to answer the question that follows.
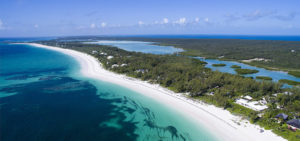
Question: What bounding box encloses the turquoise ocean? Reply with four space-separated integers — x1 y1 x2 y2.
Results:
0 42 217 141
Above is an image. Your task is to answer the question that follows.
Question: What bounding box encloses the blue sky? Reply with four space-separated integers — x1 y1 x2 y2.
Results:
0 0 299 37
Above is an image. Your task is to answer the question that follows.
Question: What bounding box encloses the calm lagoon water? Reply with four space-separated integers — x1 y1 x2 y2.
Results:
196 57 300 83
0 43 216 141
87 40 183 54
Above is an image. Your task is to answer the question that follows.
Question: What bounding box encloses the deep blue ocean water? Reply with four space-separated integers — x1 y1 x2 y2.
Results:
0 37 56 42
0 42 216 141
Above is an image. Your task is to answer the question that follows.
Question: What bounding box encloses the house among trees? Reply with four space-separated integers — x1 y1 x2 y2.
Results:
111 64 119 68
121 64 127 67
135 69 147 73
287 119 300 131
235 96 268 111
100 52 107 55
107 56 114 59
275 113 288 123
91 50 98 54
207 92 214 96
244 95 253 100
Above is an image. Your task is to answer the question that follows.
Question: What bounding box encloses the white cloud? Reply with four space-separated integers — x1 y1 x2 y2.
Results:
224 14 241 22
243 10 276 21
174 17 186 25
204 18 209 22
34 24 39 28
203 18 214 25
283 24 293 29
110 24 122 28
0 19 5 30
101 22 107 27
195 17 200 22
90 23 96 28
163 18 169 24
138 21 144 26
275 12 297 21
76 25 86 29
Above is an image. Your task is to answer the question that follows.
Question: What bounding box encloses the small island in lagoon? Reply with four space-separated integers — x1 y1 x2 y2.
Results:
288 71 300 78
234 68 259 74
212 63 226 67
256 76 273 81
279 79 300 86
231 65 241 69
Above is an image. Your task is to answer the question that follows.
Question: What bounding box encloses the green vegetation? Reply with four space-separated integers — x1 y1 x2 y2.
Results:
279 79 300 86
56 36 300 71
212 63 226 67
288 71 300 78
234 68 259 74
256 76 273 81
37 39 300 141
154 39 300 71
231 65 241 69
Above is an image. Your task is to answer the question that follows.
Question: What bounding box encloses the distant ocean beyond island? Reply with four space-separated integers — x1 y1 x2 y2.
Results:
118 35 300 41
1 35 300 42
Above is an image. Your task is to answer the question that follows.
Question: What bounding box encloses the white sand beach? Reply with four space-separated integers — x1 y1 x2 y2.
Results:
25 43 286 141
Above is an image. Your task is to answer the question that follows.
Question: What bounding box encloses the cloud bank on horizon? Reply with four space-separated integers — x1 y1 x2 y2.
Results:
0 0 299 37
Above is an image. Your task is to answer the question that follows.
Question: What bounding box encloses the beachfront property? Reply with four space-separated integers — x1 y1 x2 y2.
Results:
275 113 288 123
135 69 147 73
91 50 98 54
287 119 300 131
107 56 114 59
91 50 109 56
100 52 107 55
244 95 253 100
111 64 127 68
111 64 119 68
121 64 127 67
273 92 293 97
275 113 288 120
235 96 268 111
207 92 215 96
284 91 293 95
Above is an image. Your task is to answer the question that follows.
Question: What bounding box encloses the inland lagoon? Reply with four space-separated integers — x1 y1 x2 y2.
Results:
198 58 300 83
87 40 183 54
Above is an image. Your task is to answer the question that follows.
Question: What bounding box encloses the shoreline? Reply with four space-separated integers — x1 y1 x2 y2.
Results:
24 43 286 141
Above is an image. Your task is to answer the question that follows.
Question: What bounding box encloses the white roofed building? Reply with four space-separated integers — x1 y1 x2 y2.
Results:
244 95 253 100
235 97 268 112
121 64 127 67
107 56 114 59
111 64 119 68
91 50 98 54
